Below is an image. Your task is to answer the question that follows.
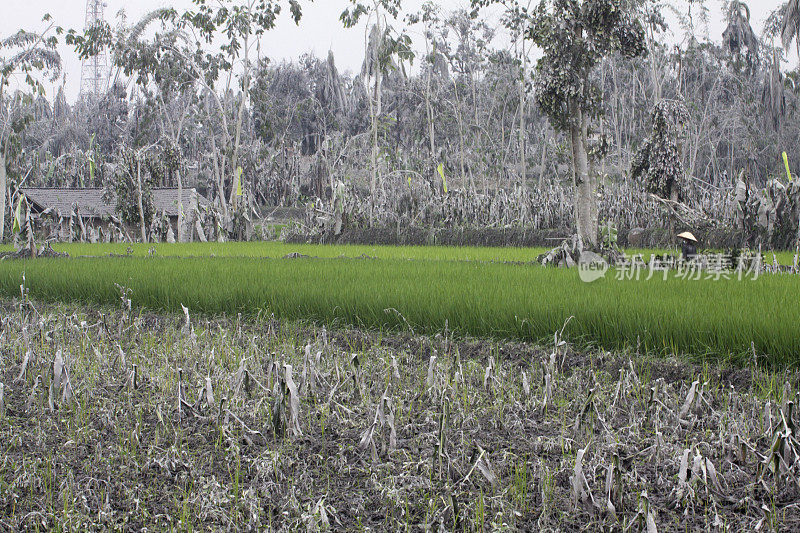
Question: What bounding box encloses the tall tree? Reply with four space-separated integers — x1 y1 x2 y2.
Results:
71 9 199 241
722 0 758 71
474 0 646 247
0 18 61 241
70 0 310 234
408 2 449 182
341 0 414 195
763 6 788 130
632 99 689 203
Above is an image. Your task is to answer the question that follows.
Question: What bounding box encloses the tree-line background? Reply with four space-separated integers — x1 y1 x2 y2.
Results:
2 0 800 246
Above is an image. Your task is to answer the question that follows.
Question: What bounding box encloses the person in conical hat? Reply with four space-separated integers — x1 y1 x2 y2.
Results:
677 231 697 260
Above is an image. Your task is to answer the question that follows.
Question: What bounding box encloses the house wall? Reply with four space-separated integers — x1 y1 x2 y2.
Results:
25 189 208 244
35 216 189 244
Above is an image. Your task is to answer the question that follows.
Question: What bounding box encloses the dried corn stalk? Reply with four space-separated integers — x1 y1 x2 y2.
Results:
570 445 596 509
464 445 497 489
25 374 41 412
427 353 437 390
273 363 303 438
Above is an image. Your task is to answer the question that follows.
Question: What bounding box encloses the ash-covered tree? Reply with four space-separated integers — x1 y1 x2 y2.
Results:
0 17 61 242
722 0 758 72
70 8 199 240
182 0 309 218
762 6 788 131
109 146 168 242
70 0 310 235
472 0 646 247
631 99 689 202
341 0 414 195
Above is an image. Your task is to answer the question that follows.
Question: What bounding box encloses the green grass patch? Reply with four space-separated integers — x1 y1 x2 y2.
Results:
0 255 797 365
0 241 550 262
3 241 793 265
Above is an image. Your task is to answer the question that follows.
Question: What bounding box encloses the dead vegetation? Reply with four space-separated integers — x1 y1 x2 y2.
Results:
0 298 799 531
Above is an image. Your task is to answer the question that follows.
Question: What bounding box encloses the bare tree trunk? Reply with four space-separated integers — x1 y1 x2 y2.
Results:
0 151 5 242
373 69 382 194
156 94 191 243
425 55 435 159
570 105 597 248
518 37 527 188
452 80 467 190
458 112 467 190
209 130 228 219
611 62 623 166
366 15 383 197
538 130 548 187
229 32 251 211
668 183 678 237
364 70 382 196
136 157 147 243
177 169 184 242
470 65 481 193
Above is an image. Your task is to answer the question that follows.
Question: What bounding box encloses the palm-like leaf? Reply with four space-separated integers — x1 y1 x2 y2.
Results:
127 9 174 46
322 51 346 113
722 1 758 62
762 49 786 129
782 0 800 56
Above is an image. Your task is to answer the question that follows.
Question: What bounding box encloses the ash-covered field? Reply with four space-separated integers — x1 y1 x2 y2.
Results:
1 300 798 531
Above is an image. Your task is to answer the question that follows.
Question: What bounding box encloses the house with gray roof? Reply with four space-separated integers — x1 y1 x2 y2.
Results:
20 187 210 243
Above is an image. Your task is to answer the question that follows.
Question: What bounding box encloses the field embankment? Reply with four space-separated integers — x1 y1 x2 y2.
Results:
284 224 749 250
0 255 797 364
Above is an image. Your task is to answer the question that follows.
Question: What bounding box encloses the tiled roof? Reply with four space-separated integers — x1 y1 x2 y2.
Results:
21 188 209 218
153 188 210 215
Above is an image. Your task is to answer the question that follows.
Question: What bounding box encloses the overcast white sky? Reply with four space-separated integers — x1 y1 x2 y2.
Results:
0 0 787 102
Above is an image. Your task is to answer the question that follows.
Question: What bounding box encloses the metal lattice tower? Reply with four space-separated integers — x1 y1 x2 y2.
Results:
79 0 109 98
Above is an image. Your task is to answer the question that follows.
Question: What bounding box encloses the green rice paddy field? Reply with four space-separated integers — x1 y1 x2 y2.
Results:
1 243 798 365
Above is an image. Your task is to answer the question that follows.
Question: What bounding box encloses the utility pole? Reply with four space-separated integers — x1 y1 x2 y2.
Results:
79 0 109 98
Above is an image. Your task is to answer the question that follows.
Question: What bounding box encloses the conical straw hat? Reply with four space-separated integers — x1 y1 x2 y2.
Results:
677 231 697 242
